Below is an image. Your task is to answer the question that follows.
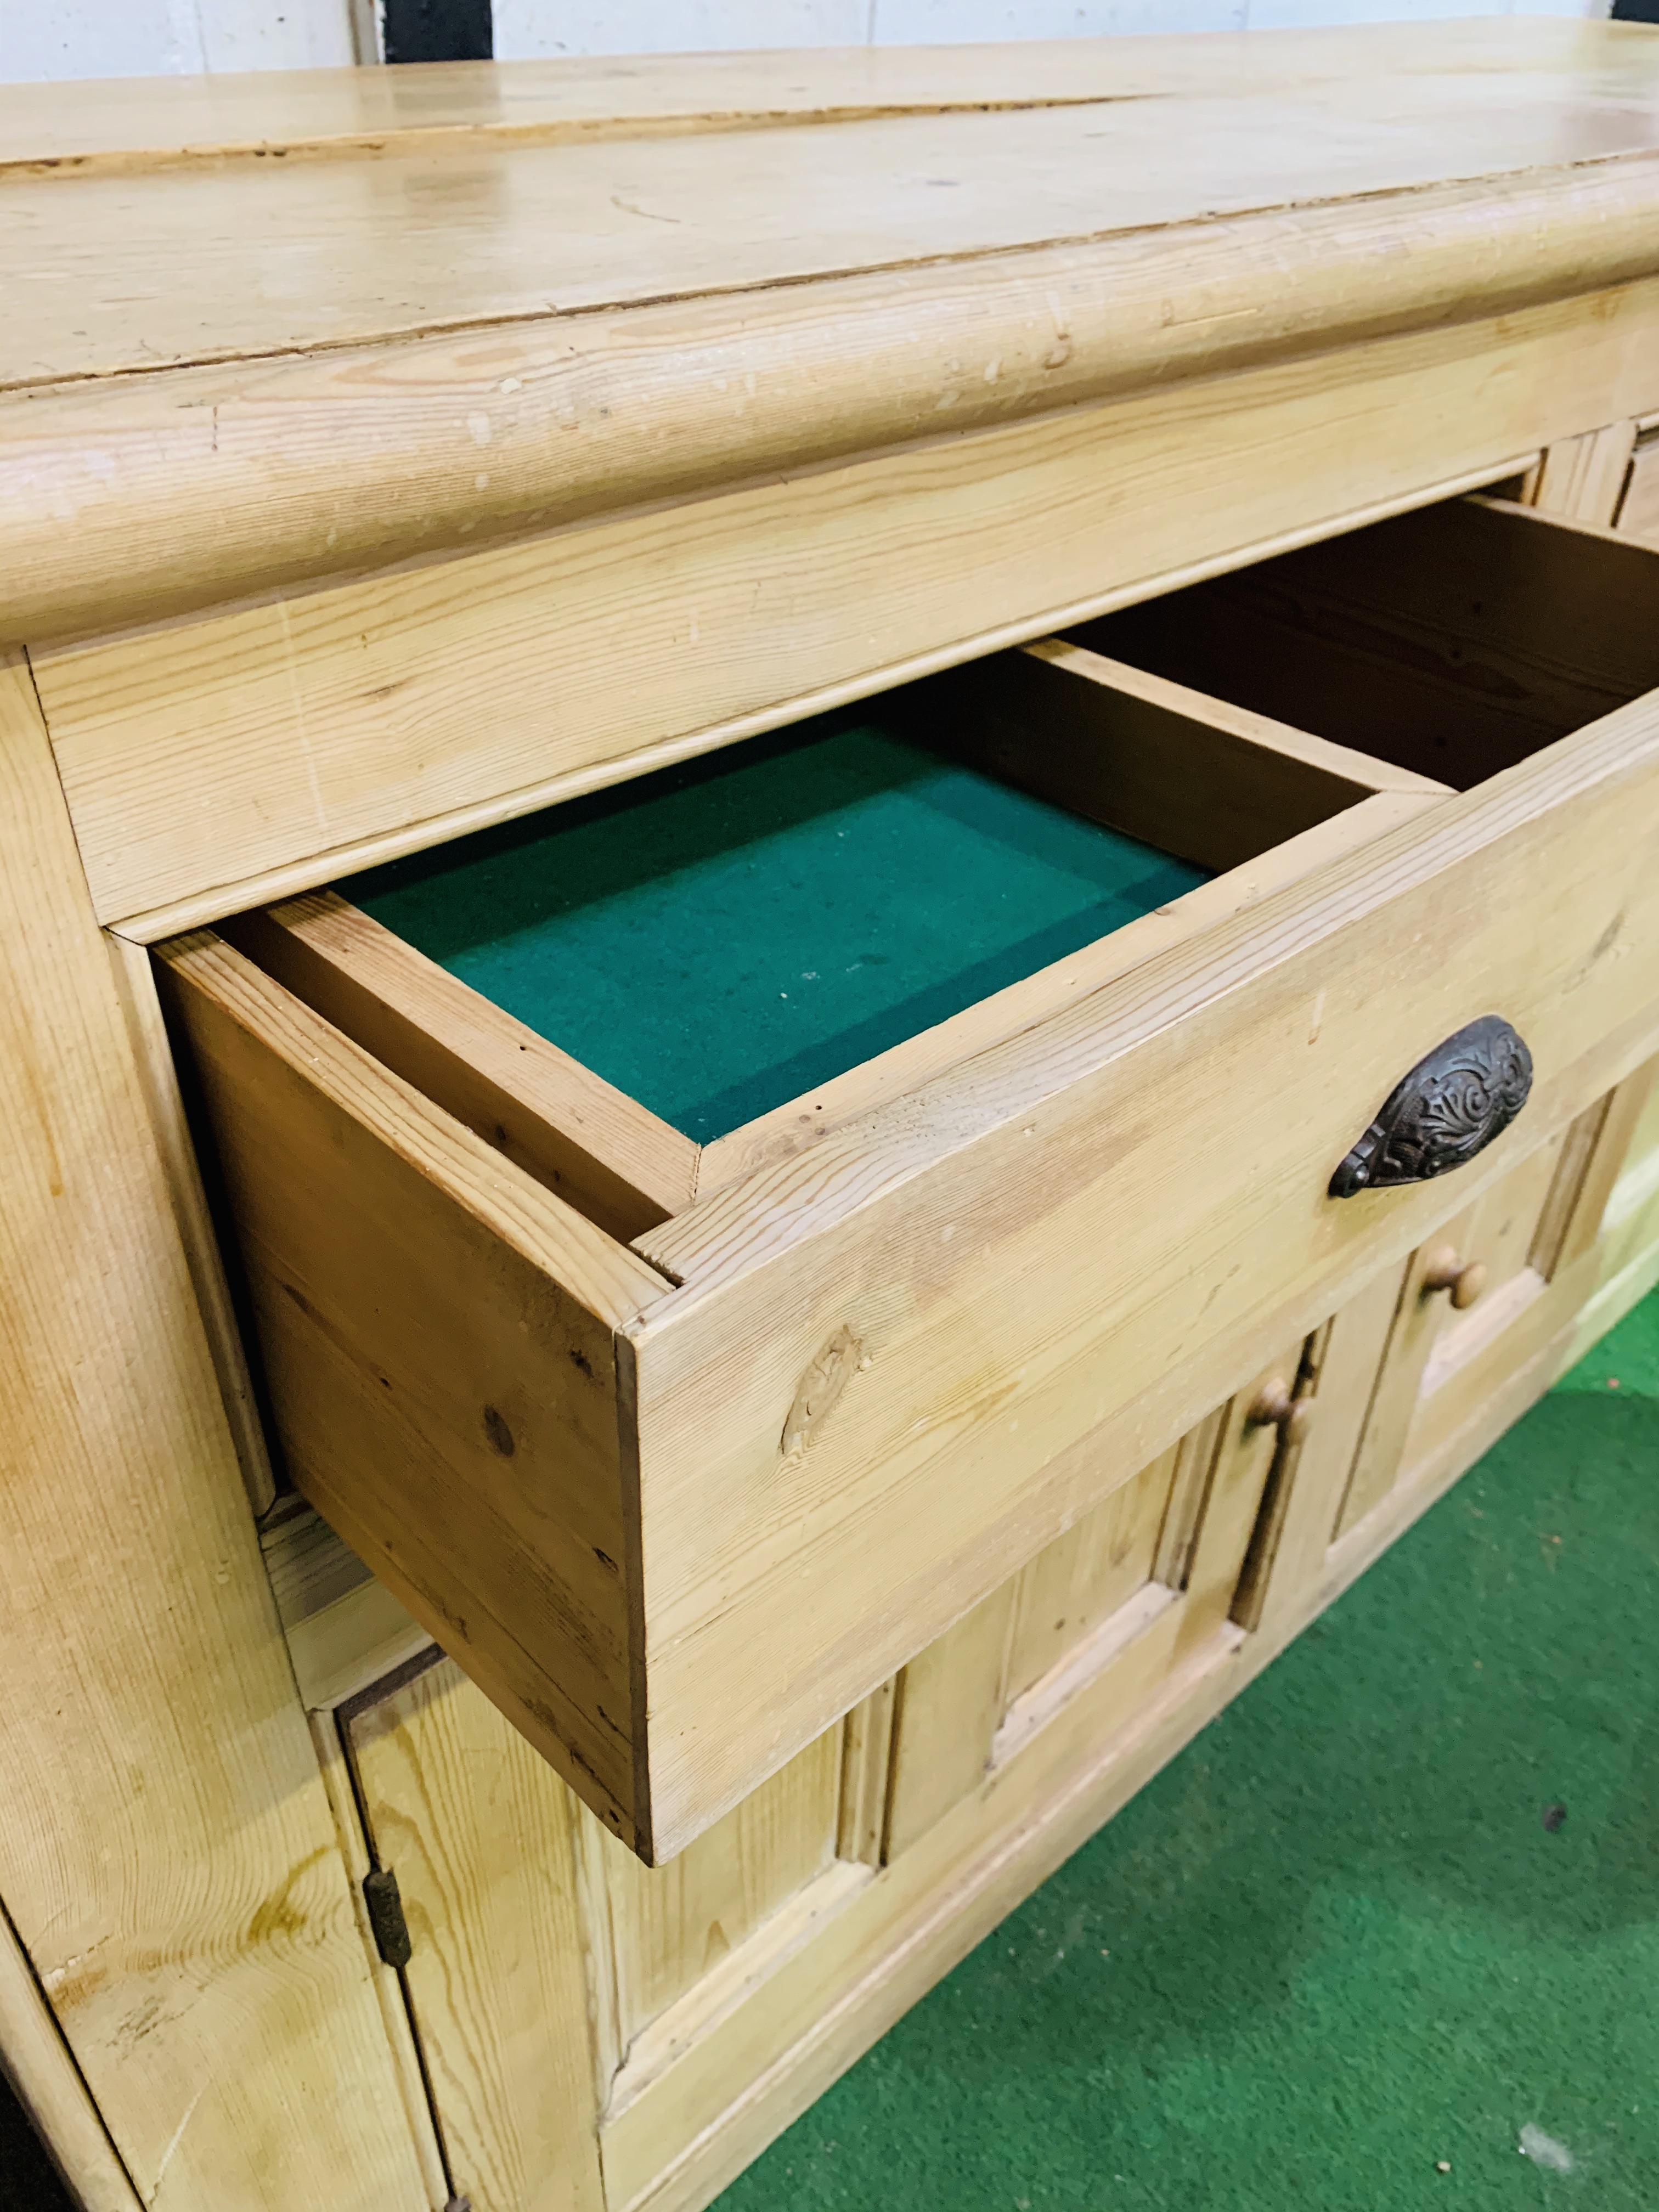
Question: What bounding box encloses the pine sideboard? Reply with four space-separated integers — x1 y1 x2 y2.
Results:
4 21 1659 2211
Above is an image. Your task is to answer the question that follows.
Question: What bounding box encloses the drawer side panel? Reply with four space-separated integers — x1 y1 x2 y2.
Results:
160 931 664 1849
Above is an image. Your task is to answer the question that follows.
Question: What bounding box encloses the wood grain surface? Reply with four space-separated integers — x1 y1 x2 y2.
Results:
5 25 1659 641
159 928 668 1846
12 45 1659 391
629 617 1659 1849
2 18 1623 174
0 654 431 2210
237 891 697 1238
596 1731 841 2063
346 1659 605 2212
51 266 1659 935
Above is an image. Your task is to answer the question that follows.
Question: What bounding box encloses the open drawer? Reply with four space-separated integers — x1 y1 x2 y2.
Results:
160 494 1659 1861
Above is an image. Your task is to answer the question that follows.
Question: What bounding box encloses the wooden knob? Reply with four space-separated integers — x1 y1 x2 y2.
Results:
1422 1245 1487 1311
1249 1378 1313 1447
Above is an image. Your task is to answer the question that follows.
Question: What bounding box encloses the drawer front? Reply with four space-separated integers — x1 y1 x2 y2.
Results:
628 678 1659 1850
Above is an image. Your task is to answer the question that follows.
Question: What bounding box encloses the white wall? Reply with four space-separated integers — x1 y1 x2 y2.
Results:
0 0 356 80
0 0 1605 82
492 4 1246 50
491 0 1603 52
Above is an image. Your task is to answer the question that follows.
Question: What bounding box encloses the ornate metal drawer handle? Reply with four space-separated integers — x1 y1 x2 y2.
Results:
1329 1015 1533 1198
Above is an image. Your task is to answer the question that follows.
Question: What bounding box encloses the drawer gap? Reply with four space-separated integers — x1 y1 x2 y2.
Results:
1064 493 1659 792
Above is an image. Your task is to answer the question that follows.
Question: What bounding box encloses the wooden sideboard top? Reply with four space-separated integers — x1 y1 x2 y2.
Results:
4 18 1658 642
1 17 1649 179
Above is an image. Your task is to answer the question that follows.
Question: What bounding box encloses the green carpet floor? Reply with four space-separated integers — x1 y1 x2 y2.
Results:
715 1295 1659 2212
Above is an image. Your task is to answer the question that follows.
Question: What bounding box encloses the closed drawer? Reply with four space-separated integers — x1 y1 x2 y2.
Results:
161 493 1659 1861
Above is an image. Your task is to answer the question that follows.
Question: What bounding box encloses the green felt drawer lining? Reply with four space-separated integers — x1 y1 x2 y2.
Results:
341 710 1209 1142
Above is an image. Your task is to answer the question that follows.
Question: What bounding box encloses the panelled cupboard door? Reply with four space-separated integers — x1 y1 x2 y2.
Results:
1328 1128 1572 1544
342 1656 605 2212
885 1354 1302 1861
1401 1061 1659 1470
1355 1097 1635 1522
340 1363 1297 2212
1232 1267 1406 1638
343 1655 863 2212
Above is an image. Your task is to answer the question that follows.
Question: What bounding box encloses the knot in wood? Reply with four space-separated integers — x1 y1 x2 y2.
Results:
780 1324 866 1458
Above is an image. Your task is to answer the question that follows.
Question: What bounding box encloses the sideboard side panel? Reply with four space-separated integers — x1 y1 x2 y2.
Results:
0 652 433 2212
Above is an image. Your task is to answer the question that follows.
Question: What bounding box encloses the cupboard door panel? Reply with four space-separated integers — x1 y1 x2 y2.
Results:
343 1657 605 2212
882 1582 1020 1865
1330 1128 1584 1545
1332 1232 1475 1543
1454 1131 1567 1301
1534 1061 1659 1280
884 1359 1295 1863
1413 1099 1632 1415
592 1728 842 2062
1001 1451 1176 1709
1234 1264 1406 1634
1403 1061 1659 1469
347 1655 854 2212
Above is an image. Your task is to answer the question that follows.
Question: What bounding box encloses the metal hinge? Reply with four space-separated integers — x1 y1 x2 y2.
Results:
362 1866 413 1969
363 1867 471 2211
